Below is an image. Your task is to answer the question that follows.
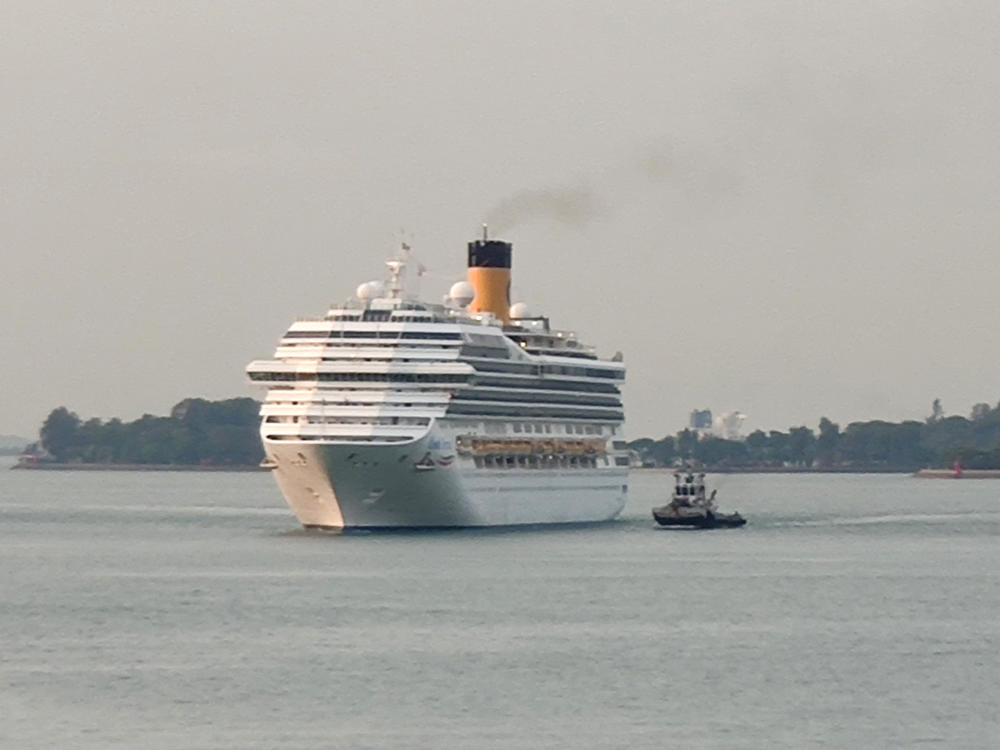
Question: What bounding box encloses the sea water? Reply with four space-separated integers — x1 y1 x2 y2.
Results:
1 461 998 749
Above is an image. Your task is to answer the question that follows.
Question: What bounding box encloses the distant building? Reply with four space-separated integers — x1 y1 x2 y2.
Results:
689 409 713 436
714 411 747 441
689 408 748 440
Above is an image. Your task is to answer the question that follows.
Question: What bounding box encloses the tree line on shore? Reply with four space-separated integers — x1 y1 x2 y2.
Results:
30 398 263 466
629 400 1000 471
24 396 1000 470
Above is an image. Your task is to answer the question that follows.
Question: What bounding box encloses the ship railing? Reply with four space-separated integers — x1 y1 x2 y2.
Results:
455 436 607 457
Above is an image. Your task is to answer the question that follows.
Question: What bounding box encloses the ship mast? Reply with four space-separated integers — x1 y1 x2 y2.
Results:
384 242 411 299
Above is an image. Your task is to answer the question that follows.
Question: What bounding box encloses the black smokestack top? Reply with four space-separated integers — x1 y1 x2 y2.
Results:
467 239 512 269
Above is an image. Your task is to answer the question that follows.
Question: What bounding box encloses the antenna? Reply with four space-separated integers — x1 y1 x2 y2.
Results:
385 259 404 299
482 223 488 241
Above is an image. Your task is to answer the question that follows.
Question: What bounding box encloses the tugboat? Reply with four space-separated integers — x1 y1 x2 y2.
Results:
652 471 746 529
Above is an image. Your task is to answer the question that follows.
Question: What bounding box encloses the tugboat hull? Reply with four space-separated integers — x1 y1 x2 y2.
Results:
652 507 746 529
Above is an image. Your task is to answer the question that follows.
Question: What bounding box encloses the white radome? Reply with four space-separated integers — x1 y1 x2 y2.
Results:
449 281 475 307
356 281 385 301
510 301 531 319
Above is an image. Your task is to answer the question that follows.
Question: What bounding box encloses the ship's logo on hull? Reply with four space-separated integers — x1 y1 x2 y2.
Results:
363 488 385 505
415 449 455 470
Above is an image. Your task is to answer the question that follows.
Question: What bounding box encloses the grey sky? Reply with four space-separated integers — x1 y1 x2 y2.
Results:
3 1 998 440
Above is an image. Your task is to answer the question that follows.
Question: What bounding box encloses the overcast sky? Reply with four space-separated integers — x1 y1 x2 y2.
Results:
3 1 999 440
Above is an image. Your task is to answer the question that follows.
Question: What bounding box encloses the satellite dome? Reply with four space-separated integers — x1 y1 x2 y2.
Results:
510 301 531 319
449 281 475 307
356 281 384 301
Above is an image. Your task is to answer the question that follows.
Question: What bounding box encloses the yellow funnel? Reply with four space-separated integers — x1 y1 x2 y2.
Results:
467 238 512 325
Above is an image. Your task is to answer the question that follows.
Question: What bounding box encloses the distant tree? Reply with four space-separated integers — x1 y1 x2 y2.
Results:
694 436 748 467
627 438 655 462
894 421 928 466
40 407 82 461
629 437 678 467
929 398 944 423
787 426 816 467
744 430 768 463
815 417 840 467
921 415 973 466
103 418 126 461
34 399 264 466
953 446 1000 469
171 397 260 428
970 403 992 422
969 403 1000 450
676 429 698 459
840 420 926 468
840 421 882 465
767 430 790 465
649 436 677 467
77 417 107 463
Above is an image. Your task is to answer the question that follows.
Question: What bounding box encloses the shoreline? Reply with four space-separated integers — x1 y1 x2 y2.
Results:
633 466 914 474
12 463 1000 477
11 462 263 472
913 468 1000 479
636 466 1000 477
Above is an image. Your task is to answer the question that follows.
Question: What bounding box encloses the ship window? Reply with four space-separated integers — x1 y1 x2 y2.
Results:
283 330 332 339
400 331 462 340
615 457 629 466
513 423 522 433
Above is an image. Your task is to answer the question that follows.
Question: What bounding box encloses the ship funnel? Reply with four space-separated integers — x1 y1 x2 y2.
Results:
467 227 512 325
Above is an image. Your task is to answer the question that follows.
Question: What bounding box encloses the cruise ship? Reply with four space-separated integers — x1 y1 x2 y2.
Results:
247 229 628 529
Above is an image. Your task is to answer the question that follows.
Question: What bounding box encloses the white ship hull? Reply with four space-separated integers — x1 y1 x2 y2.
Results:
263 429 628 529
